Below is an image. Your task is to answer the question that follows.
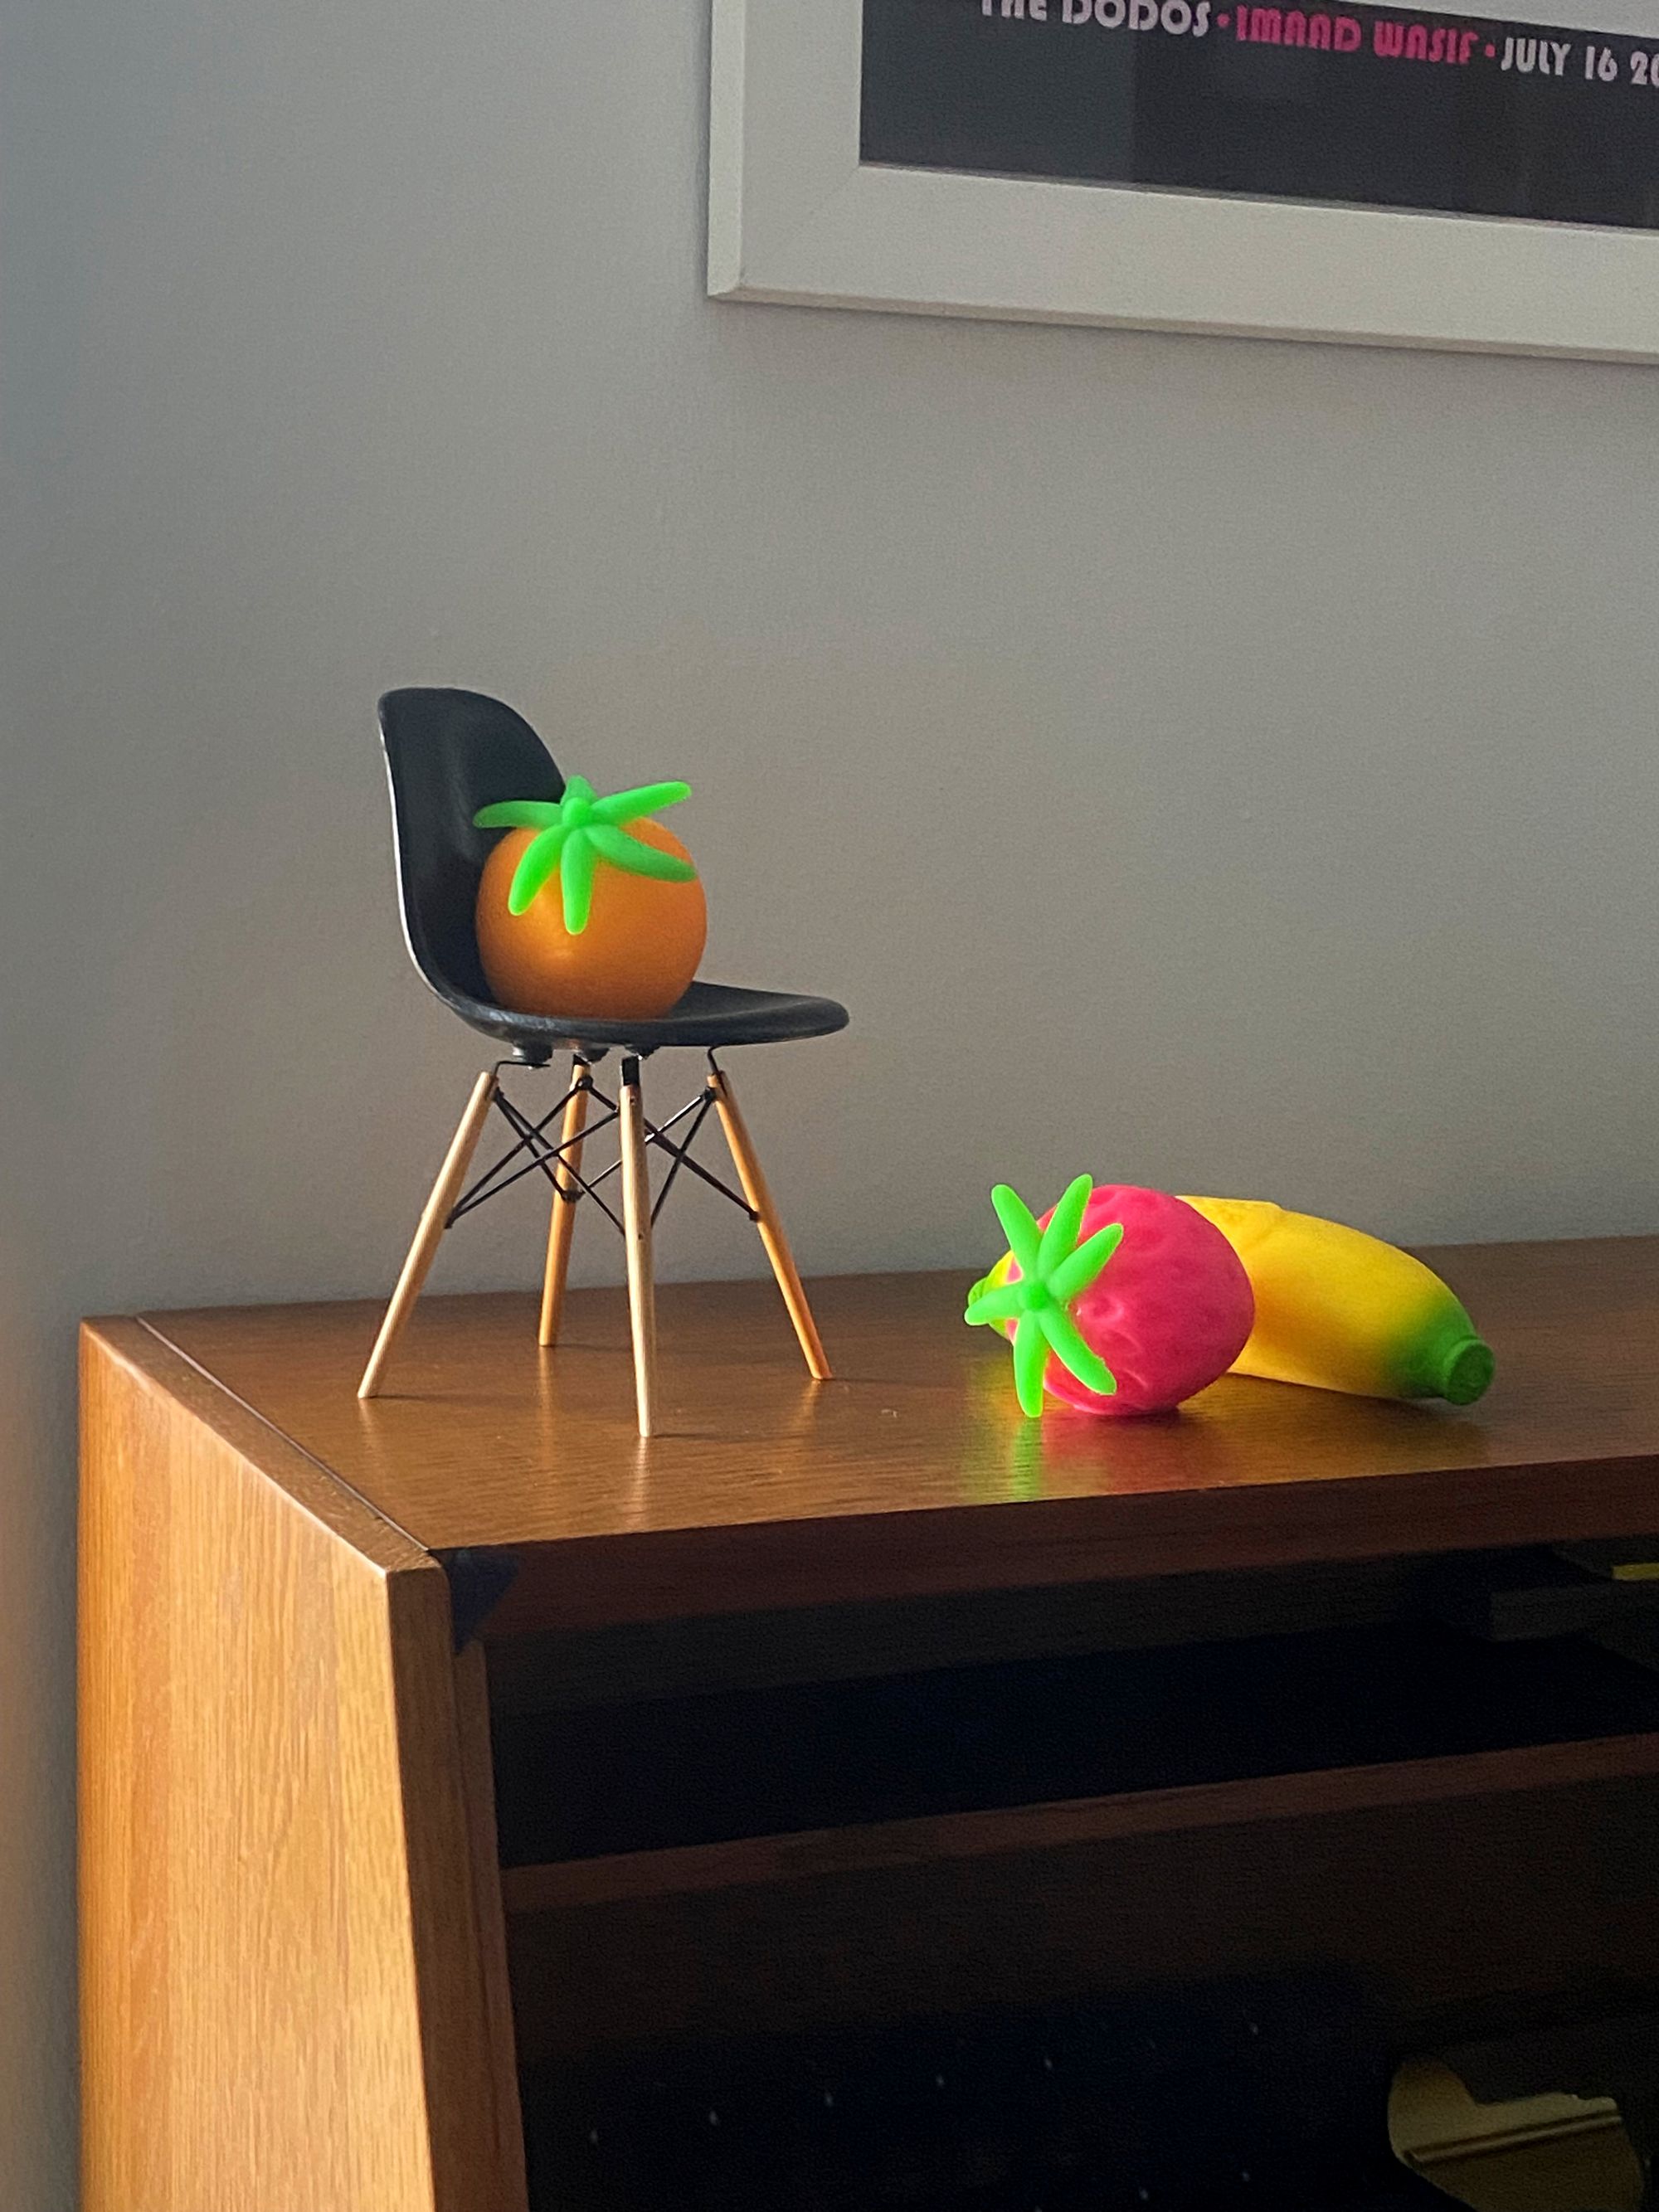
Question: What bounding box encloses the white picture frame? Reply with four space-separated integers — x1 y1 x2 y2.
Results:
708 0 1659 361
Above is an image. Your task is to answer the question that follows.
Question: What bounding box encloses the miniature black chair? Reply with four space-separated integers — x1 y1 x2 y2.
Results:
360 688 849 1433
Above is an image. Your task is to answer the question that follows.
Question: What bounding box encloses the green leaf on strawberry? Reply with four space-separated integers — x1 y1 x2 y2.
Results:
965 1176 1124 1417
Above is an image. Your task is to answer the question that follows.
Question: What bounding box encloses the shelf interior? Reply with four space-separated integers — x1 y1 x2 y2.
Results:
518 1971 1442 2212
490 1621 1659 1869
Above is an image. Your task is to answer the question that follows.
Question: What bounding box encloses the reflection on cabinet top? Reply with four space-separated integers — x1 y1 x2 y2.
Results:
123 1239 1659 1634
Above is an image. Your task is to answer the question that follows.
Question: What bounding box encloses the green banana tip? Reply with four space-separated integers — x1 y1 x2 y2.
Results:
1440 1336 1496 1407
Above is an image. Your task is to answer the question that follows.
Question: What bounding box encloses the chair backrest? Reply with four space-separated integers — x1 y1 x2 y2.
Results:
378 688 563 1009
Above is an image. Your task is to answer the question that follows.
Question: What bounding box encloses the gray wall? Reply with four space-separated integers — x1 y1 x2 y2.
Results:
7 0 1659 2198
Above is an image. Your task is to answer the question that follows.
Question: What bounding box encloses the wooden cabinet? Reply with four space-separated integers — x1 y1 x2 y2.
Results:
80 1244 1659 2210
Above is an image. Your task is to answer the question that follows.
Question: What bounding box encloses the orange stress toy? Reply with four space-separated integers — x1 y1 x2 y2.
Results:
474 775 706 1021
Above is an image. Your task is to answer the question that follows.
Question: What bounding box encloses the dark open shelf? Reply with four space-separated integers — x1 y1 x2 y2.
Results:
492 1621 1659 1878
519 1973 1445 2212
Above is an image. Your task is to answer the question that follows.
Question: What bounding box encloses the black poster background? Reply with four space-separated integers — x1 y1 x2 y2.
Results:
861 0 1659 230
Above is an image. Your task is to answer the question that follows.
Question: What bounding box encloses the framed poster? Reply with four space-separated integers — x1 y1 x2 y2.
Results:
708 0 1659 357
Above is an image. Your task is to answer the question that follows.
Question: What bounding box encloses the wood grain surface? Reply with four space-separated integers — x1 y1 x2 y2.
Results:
455 1644 528 2212
139 1240 1659 1633
82 1247 1659 2191
80 1320 523 2212
505 1775 1659 2064
496 1731 1659 1910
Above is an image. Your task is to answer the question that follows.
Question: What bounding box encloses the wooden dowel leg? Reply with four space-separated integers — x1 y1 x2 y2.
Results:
538 1059 591 1349
618 1056 657 1438
358 1070 498 1399
707 1064 832 1382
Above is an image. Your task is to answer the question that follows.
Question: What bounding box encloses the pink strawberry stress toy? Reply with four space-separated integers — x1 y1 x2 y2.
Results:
966 1177 1254 1417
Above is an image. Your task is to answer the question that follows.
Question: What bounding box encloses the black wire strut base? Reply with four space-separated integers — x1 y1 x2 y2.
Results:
446 1051 758 1239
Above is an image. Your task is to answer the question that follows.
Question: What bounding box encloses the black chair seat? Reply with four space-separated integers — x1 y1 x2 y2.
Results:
431 977 849 1059
379 687 848 1061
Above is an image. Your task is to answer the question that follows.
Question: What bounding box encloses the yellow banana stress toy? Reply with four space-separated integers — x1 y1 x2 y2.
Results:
1178 1196 1494 1407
